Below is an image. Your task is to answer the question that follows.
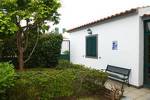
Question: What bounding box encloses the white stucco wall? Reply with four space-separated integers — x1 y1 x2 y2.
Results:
70 14 141 86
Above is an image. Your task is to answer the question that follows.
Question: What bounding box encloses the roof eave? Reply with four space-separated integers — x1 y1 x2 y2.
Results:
67 9 138 33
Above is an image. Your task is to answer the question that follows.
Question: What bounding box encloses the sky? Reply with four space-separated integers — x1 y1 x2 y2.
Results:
55 0 150 32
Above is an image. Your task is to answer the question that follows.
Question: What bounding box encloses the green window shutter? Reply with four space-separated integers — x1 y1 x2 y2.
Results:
86 37 91 56
86 35 97 57
91 36 96 56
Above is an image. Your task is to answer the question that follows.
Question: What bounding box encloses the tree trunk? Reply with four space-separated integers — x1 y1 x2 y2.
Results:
18 47 24 70
17 31 24 70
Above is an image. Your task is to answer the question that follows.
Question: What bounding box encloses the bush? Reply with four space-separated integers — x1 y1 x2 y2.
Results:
1 37 17 58
56 60 74 69
7 67 108 100
7 69 76 100
0 33 63 68
0 37 17 67
78 69 108 94
57 60 108 95
0 62 16 99
56 60 85 70
25 33 63 68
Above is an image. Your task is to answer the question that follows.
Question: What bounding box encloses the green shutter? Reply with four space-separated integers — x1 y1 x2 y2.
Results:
86 35 97 57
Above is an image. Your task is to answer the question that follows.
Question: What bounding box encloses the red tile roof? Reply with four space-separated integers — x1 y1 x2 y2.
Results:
143 14 150 17
67 7 149 33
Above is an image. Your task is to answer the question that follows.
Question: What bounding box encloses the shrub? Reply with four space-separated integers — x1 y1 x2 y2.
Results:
0 62 16 99
25 33 63 68
7 67 108 100
1 37 17 58
7 69 76 100
57 60 108 95
0 33 63 68
56 60 74 69
78 69 108 94
0 37 17 67
56 60 85 70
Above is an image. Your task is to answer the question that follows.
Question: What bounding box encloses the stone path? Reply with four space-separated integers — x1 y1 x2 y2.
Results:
122 86 150 100
105 80 150 100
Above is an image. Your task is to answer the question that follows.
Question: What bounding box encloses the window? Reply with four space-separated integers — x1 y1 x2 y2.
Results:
86 35 98 58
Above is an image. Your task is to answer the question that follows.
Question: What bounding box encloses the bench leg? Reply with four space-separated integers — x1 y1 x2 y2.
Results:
120 82 124 97
127 79 130 87
121 82 124 91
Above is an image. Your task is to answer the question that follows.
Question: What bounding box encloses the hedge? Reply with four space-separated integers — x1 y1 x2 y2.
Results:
0 37 17 66
0 62 16 99
0 33 63 68
6 64 108 100
25 33 63 68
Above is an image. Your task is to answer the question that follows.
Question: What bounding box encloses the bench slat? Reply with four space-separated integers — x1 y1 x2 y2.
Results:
106 65 131 87
106 65 131 76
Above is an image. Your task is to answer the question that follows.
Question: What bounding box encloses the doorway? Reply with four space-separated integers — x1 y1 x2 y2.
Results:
144 19 150 86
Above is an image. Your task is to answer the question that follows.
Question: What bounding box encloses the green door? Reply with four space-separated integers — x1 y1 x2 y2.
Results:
144 20 150 86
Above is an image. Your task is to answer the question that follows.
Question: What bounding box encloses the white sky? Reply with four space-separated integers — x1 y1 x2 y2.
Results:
55 0 150 31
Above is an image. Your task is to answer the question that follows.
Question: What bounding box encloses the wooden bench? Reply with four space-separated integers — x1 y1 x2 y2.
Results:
106 65 131 89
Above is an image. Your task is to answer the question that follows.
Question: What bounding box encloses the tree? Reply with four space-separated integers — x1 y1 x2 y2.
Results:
0 0 61 70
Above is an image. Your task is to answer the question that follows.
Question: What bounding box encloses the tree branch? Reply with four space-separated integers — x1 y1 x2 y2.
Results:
24 29 39 63
21 20 42 30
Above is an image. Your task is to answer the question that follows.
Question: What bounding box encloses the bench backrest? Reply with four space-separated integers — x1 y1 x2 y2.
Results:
106 65 131 76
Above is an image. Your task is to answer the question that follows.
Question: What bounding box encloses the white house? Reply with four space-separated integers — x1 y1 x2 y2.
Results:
67 6 150 87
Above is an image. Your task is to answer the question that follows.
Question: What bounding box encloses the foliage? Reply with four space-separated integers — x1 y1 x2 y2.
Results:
0 36 17 67
0 12 17 39
7 69 76 100
0 0 61 34
0 62 16 99
7 65 108 100
56 60 84 70
0 0 61 69
78 69 108 94
0 37 17 67
0 33 63 68
1 37 17 58
57 60 108 95
56 60 74 69
0 40 3 57
25 33 63 68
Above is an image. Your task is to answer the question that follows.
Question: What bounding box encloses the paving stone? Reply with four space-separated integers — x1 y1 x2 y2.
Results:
135 93 150 100
121 96 133 100
106 80 150 100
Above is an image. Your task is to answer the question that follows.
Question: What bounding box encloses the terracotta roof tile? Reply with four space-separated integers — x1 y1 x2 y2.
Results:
143 14 150 17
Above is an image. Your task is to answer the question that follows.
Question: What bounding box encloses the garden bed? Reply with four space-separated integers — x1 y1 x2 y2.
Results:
1 61 110 100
